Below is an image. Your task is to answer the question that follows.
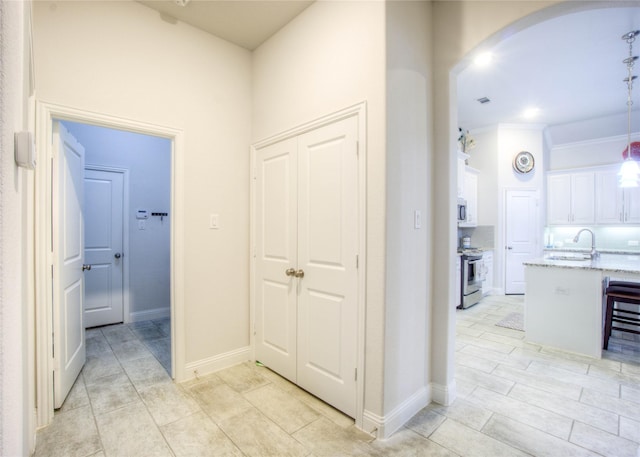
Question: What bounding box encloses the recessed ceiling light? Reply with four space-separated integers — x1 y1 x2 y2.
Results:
522 107 540 119
474 52 493 67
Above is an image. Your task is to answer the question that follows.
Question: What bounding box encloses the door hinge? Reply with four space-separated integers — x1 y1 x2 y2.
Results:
356 141 359 157
356 254 359 269
355 368 357 381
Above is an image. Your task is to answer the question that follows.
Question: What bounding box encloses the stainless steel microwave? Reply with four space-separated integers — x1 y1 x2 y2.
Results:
457 198 467 223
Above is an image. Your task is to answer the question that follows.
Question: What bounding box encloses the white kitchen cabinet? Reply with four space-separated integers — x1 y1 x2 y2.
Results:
596 168 640 224
457 155 467 198
626 185 640 223
595 170 624 224
547 172 594 225
459 167 478 227
482 250 493 296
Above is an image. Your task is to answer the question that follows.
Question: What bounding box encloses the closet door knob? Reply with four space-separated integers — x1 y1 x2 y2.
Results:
285 268 296 277
114 253 121 259
82 264 92 271
294 269 305 278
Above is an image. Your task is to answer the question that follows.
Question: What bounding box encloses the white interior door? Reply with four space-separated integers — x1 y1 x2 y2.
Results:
84 168 125 328
296 117 358 417
255 137 298 382
53 122 87 408
254 115 359 417
505 189 538 295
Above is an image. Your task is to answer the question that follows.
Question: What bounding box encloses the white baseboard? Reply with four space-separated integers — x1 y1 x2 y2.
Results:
182 346 252 381
430 379 457 406
128 307 170 323
363 386 431 440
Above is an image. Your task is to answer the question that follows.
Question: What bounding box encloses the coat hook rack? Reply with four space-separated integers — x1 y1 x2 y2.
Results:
151 212 169 222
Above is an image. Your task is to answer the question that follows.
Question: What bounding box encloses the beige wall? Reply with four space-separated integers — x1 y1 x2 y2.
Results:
252 0 387 421
384 0 432 420
33 1 252 367
550 131 640 170
0 1 33 455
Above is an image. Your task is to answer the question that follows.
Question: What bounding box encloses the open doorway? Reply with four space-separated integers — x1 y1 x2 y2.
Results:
34 102 185 427
64 120 172 372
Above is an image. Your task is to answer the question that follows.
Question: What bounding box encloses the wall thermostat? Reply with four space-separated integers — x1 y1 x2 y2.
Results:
15 131 36 169
136 209 149 219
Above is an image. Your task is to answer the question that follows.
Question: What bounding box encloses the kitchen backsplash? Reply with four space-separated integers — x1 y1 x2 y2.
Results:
545 226 640 252
458 225 495 249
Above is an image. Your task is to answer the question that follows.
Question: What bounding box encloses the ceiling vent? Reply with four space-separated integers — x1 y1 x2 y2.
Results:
477 97 491 104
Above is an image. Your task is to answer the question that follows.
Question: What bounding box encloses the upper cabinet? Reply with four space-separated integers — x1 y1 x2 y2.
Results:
457 152 469 198
596 169 640 224
459 167 479 227
547 165 640 226
547 172 595 225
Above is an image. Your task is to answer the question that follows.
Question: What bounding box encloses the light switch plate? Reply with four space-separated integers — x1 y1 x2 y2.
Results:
414 210 422 229
210 214 220 229
14 131 36 169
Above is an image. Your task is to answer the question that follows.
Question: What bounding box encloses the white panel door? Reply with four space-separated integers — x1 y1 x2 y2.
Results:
255 138 298 382
296 116 358 417
84 168 124 328
53 122 86 408
505 190 538 295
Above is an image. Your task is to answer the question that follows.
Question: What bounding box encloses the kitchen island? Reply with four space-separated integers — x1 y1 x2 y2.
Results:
523 254 640 358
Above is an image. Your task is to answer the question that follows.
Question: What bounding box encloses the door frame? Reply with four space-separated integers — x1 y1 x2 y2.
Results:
84 165 130 325
34 101 185 427
249 102 367 429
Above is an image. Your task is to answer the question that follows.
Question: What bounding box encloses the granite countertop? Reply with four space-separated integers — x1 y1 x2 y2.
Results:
525 253 640 274
456 247 494 254
543 247 640 255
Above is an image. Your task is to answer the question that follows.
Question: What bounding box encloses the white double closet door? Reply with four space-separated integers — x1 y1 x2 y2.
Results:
255 116 359 417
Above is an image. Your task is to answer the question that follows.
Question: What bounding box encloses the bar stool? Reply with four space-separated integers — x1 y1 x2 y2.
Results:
603 282 640 350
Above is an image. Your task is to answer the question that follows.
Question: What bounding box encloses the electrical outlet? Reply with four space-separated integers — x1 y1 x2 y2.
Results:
628 240 639 246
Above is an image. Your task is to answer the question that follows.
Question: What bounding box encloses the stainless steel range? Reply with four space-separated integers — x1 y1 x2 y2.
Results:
458 248 486 309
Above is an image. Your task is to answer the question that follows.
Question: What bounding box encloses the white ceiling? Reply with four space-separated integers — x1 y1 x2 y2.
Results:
138 0 313 50
138 2 640 140
457 7 640 137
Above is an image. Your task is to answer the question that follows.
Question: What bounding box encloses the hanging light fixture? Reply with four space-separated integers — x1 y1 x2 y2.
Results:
619 30 640 188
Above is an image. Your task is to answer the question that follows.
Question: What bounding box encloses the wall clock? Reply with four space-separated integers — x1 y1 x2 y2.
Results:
513 151 535 174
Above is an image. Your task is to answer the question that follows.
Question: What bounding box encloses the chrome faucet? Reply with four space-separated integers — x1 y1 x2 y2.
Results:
573 228 599 260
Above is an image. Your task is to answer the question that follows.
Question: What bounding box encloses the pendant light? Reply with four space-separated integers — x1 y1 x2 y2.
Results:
619 31 640 188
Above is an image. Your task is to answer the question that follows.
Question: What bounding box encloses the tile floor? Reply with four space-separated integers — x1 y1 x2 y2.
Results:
34 295 640 457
